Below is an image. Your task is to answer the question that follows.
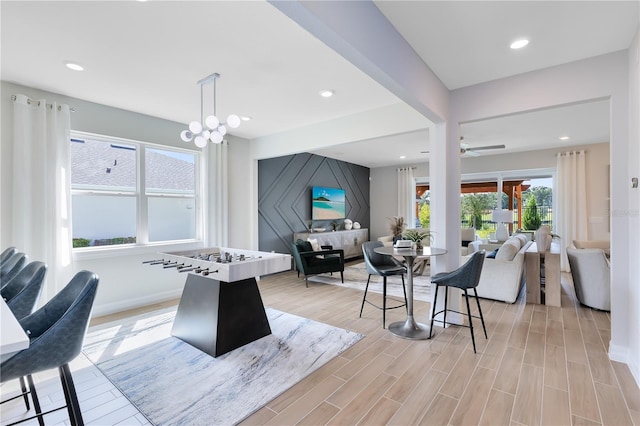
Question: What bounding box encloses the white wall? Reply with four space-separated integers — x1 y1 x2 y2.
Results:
625 28 640 385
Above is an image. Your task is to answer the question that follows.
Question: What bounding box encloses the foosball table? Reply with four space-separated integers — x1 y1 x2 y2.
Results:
145 247 291 357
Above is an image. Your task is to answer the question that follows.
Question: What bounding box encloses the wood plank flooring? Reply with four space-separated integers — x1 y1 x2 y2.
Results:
1 265 638 425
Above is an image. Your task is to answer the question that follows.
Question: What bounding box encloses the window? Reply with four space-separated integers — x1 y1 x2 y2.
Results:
70 133 200 248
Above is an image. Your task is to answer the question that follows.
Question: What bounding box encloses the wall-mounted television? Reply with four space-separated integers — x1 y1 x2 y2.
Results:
312 186 346 220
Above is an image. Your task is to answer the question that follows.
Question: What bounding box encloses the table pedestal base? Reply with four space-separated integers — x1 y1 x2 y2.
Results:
171 274 271 357
388 317 433 340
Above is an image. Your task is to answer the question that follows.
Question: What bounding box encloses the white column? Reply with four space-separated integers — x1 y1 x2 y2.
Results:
430 122 463 326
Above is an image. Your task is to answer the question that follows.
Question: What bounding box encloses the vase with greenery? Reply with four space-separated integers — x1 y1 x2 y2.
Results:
388 216 406 239
402 229 432 249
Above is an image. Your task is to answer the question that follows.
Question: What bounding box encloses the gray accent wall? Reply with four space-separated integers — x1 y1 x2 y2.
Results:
258 153 370 254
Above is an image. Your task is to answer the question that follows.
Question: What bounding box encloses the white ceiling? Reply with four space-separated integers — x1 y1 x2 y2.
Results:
1 1 638 168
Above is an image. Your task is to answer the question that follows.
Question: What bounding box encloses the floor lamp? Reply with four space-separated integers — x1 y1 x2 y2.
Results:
492 209 513 241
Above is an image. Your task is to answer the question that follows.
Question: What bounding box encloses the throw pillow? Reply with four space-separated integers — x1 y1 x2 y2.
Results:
495 240 520 261
514 234 527 247
486 248 499 259
505 236 522 250
307 238 320 252
296 240 313 253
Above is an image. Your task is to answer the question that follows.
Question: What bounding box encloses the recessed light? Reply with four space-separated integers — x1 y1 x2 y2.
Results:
319 89 335 98
399 155 407 159
65 62 84 71
559 136 570 141
240 116 252 121
510 39 529 49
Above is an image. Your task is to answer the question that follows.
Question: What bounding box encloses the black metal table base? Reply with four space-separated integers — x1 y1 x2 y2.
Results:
171 274 272 357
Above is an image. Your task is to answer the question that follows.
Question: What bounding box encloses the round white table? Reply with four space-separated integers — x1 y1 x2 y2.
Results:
374 245 447 340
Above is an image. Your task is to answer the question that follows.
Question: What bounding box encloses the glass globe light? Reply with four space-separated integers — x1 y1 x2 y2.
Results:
189 121 203 134
201 129 211 140
194 135 208 148
218 125 227 136
210 131 223 144
227 114 240 129
180 130 193 142
205 115 219 130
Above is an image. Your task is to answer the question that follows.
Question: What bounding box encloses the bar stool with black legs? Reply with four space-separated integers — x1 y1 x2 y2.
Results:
429 250 487 353
1 271 99 426
360 241 408 328
0 247 18 266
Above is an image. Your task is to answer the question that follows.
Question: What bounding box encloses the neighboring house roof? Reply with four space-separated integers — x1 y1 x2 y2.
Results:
70 138 194 192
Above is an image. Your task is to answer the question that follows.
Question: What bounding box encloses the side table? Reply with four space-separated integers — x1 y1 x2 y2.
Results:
525 241 561 307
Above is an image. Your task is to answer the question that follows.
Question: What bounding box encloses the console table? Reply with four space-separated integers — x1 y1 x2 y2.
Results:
525 241 561 307
294 228 368 259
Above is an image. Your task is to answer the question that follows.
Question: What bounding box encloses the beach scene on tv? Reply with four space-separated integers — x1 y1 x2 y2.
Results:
312 187 346 220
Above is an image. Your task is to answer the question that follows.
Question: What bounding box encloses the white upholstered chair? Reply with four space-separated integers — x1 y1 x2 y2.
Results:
566 247 610 311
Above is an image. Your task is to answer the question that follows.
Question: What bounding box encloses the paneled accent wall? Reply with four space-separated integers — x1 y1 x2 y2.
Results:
258 153 370 254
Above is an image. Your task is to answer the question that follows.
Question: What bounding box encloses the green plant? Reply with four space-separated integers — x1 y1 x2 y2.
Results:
72 238 91 248
523 196 542 230
475 225 493 240
418 203 430 229
402 229 431 243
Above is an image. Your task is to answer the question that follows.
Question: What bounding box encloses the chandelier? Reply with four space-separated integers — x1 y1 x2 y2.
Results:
180 72 240 148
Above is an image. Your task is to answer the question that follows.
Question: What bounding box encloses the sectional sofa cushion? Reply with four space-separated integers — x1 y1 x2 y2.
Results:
495 237 521 261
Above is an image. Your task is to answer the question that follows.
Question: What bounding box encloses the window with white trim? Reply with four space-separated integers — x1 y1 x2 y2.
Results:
70 133 200 248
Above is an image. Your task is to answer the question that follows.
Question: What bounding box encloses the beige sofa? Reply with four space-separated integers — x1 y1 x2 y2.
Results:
463 234 532 303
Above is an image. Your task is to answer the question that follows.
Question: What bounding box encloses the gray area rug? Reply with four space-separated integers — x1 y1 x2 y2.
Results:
308 262 431 302
83 307 362 425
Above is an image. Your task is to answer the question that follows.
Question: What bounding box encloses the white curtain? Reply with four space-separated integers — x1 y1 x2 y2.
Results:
397 167 416 228
12 94 73 299
208 140 228 246
555 150 588 270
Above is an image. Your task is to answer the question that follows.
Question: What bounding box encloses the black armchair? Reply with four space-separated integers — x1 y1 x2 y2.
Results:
1 270 99 426
291 239 344 287
2 261 47 320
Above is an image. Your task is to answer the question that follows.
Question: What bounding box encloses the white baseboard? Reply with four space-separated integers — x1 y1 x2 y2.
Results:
92 289 183 318
609 341 640 388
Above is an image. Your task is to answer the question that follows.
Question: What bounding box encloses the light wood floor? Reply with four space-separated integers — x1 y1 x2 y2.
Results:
2 265 639 425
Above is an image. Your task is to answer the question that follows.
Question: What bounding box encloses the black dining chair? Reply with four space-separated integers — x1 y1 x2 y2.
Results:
429 250 487 353
1 253 28 288
0 270 99 426
2 261 47 320
360 241 408 328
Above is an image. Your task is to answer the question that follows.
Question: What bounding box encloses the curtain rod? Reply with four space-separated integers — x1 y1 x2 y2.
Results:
11 94 76 112
556 150 585 157
396 166 417 171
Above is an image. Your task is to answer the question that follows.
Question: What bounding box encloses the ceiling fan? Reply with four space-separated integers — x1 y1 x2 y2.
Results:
421 137 506 157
